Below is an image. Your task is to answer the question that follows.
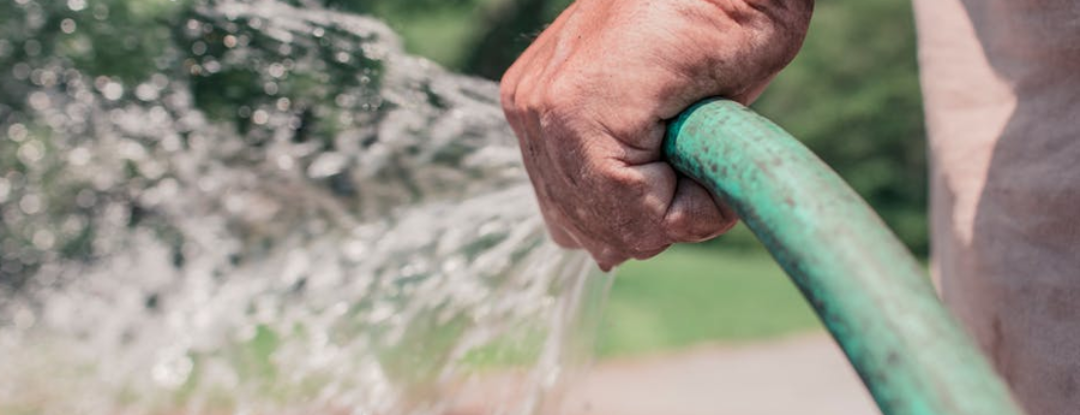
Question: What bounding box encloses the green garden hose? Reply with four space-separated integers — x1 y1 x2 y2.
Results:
663 99 1026 415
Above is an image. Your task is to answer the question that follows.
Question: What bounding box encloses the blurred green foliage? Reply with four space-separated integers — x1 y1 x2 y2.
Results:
320 0 572 78
4 0 925 266
357 0 929 255
352 0 929 355
754 0 928 254
2 0 927 355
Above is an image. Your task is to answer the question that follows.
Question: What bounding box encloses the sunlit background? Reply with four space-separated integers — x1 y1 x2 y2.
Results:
357 0 925 355
0 0 924 413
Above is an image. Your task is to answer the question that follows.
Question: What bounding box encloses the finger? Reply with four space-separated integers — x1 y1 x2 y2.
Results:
626 243 668 261
548 223 581 249
732 73 779 105
663 176 737 243
505 3 571 113
549 219 631 272
587 160 676 255
589 239 666 270
500 7 563 112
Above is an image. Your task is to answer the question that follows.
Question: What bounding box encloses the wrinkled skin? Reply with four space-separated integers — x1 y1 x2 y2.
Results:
501 0 813 270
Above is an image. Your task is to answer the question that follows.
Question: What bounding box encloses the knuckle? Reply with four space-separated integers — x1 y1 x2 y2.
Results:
541 78 579 109
691 224 725 242
517 87 542 115
595 250 629 271
668 212 725 242
599 167 646 194
499 80 517 110
632 233 669 257
613 225 666 259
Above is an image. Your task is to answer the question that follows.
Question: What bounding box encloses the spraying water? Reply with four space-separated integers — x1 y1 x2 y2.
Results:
0 1 610 414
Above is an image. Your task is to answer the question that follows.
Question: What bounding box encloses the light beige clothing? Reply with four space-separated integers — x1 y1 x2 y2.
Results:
913 0 1080 413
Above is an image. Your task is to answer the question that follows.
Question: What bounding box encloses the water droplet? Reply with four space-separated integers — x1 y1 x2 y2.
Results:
202 59 221 73
17 140 45 164
275 97 291 111
151 73 169 88
19 194 42 215
191 41 207 56
31 69 57 87
23 40 41 57
75 189 96 208
12 63 30 80
32 230 55 250
252 109 269 125
152 352 194 389
335 94 354 108
8 124 28 142
135 83 159 101
0 179 9 204
27 92 50 110
275 155 294 170
262 82 278 95
267 63 285 78
307 152 348 178
68 147 90 166
60 18 77 34
96 78 124 101
67 0 86 11
61 216 85 234
223 35 237 48
92 4 109 20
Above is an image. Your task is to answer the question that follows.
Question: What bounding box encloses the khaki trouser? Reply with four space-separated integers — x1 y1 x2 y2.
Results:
913 0 1080 413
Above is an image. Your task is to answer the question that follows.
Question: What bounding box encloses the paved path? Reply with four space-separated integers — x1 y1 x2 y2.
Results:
455 333 881 415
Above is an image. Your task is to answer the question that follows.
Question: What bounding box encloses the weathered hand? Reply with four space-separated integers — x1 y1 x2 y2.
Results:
501 0 812 270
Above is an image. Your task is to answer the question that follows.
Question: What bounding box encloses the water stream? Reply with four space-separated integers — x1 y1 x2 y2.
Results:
0 1 610 414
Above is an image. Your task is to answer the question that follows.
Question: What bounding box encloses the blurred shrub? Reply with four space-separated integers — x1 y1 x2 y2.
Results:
2 0 928 258
318 0 571 77
753 0 928 254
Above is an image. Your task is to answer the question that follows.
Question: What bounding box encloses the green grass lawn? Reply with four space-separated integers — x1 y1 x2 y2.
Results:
597 239 823 357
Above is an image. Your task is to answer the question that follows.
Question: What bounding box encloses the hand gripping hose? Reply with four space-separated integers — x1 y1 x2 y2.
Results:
663 99 1026 415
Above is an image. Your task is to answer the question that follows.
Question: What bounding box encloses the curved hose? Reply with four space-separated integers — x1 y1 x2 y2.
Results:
663 99 1025 415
